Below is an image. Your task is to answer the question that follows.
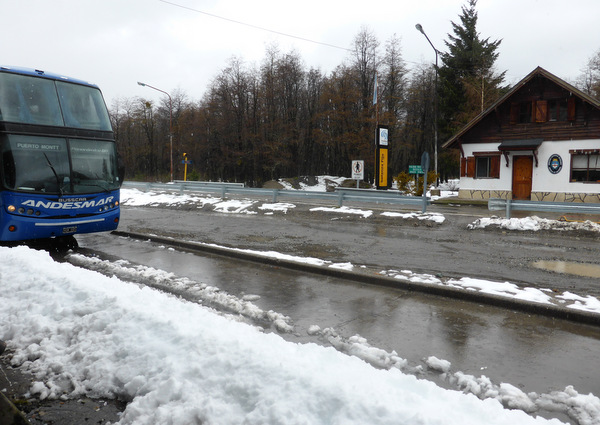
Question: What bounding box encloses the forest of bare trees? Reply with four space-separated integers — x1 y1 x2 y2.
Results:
109 1 599 187
111 29 423 185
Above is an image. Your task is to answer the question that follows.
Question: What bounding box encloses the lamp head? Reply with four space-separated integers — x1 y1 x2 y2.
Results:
137 81 146 87
415 23 424 34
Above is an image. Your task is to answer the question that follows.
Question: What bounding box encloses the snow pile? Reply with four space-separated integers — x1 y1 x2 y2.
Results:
0 246 568 424
449 375 600 425
556 292 600 314
379 269 600 315
468 216 600 232
381 211 446 223
310 206 373 218
277 175 347 191
213 199 257 214
446 277 554 305
425 356 452 373
120 189 220 208
67 254 294 333
258 203 296 214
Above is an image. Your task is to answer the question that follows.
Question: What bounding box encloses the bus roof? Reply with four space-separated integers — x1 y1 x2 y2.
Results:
0 65 100 89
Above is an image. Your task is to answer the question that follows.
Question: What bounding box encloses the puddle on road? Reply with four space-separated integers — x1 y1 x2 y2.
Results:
532 260 600 278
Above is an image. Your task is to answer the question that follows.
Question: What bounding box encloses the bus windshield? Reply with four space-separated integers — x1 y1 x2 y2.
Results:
0 71 112 131
1 134 120 195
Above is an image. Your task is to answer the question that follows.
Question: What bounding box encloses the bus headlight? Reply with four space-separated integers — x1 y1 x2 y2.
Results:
7 205 16 212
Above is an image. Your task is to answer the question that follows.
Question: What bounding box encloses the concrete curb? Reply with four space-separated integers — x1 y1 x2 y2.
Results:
112 230 600 327
0 392 29 425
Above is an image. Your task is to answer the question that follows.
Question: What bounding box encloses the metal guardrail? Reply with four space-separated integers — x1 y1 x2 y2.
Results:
172 180 245 188
488 198 600 219
122 181 430 209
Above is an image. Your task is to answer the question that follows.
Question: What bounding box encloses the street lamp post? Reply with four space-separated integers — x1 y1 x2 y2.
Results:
415 23 439 181
137 81 173 182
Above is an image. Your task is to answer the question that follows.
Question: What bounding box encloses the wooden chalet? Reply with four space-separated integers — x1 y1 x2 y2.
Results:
443 66 600 202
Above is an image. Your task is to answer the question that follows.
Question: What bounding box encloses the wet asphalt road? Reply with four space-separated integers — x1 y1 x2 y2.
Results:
118 198 600 296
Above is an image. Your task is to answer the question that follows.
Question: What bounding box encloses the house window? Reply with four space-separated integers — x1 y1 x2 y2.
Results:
570 151 600 182
462 153 500 178
518 102 532 123
510 101 533 124
548 99 567 122
476 157 490 178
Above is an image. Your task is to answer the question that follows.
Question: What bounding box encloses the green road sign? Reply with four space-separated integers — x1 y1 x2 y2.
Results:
409 165 424 175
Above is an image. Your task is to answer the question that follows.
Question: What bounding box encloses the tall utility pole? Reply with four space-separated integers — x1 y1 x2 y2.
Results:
137 81 173 182
415 23 439 180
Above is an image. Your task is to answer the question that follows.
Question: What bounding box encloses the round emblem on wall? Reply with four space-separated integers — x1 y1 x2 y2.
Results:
548 154 562 174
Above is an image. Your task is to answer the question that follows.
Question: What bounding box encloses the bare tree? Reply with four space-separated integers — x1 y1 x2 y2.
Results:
351 26 380 111
577 48 600 99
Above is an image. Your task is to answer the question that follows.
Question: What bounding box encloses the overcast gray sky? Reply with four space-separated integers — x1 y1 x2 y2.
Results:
3 0 599 107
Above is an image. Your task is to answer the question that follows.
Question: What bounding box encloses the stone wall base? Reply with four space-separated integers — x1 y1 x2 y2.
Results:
531 192 600 203
458 189 600 203
458 189 510 200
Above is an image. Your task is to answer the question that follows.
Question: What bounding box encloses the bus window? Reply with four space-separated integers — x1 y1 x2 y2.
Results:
1 135 69 193
56 82 112 131
0 73 63 126
69 139 119 193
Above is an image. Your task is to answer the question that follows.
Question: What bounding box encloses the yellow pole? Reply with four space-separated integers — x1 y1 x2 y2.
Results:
183 153 188 181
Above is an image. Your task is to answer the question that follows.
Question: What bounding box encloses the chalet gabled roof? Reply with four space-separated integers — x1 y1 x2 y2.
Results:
442 66 600 149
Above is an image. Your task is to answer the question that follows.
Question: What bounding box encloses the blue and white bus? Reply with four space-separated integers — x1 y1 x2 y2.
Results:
0 66 122 246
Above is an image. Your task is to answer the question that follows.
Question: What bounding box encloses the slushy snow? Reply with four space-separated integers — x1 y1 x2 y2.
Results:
0 246 568 425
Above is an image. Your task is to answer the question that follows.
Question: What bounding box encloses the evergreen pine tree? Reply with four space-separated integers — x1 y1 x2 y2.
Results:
439 0 506 140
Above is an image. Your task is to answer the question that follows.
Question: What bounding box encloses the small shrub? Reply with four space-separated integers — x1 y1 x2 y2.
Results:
187 169 201 181
395 171 439 196
394 172 413 194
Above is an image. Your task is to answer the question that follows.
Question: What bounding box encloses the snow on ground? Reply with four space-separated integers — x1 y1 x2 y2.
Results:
310 205 374 218
379 270 600 314
468 216 600 233
119 189 220 208
276 175 348 191
0 246 582 425
382 211 446 223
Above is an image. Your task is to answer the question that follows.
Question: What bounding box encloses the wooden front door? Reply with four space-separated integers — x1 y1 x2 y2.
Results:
512 156 533 200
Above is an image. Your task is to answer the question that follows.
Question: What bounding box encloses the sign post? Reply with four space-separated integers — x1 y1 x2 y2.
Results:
375 125 389 189
181 153 193 181
351 160 364 188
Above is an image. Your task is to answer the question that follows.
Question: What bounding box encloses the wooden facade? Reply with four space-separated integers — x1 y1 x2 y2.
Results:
444 67 600 202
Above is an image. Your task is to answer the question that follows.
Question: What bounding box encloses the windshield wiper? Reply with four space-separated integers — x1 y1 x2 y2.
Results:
43 153 64 196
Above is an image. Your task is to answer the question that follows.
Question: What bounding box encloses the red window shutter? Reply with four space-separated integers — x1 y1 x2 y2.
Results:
535 100 547 122
490 155 500 178
466 157 475 178
509 103 519 124
460 158 467 177
567 97 576 121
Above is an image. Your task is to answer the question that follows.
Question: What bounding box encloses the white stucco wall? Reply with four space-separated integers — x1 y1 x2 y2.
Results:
458 139 600 201
459 143 507 192
533 139 600 193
